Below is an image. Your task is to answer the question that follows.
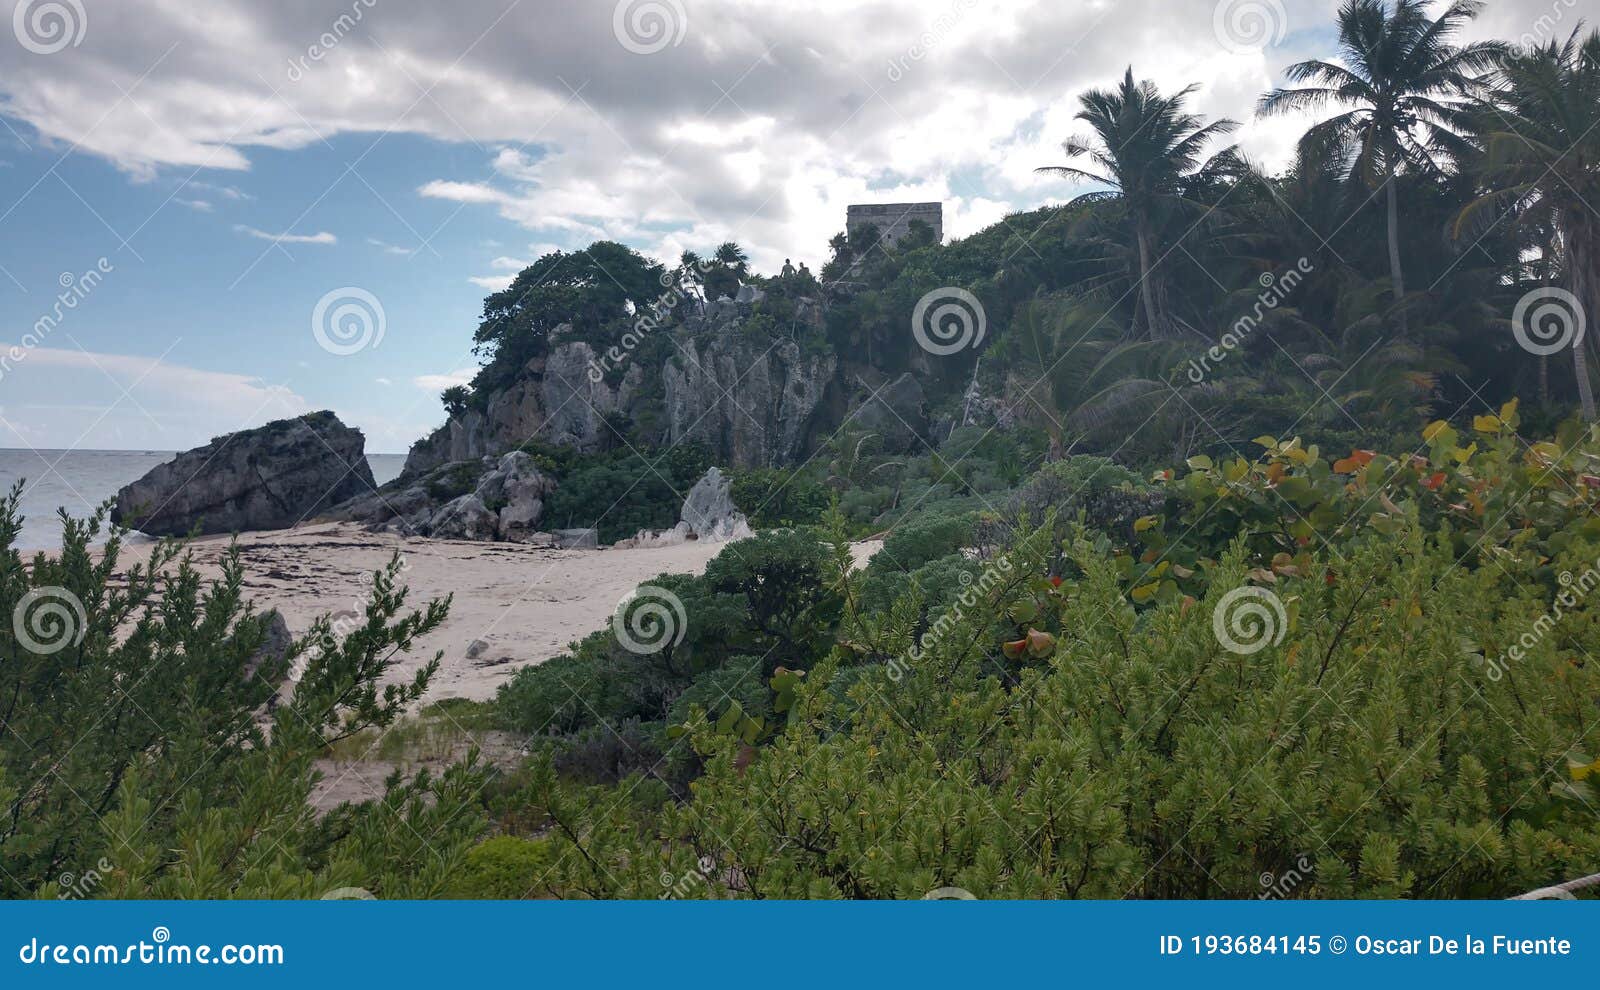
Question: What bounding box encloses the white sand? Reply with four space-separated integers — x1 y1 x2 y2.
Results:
109 522 880 703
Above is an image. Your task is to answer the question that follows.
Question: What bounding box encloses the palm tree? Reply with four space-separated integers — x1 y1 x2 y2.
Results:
1458 28 1600 420
1037 68 1240 339
1258 0 1504 334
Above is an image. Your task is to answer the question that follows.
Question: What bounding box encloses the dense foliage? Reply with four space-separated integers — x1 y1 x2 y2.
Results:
499 417 1600 899
0 491 485 898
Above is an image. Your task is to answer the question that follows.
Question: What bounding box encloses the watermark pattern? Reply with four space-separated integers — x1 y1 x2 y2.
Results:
286 0 378 82
320 886 376 900
586 264 706 384
57 858 115 900
13 586 87 655
613 0 687 56
1185 258 1313 383
1 258 113 384
1516 0 1580 48
885 0 978 82
887 555 1015 682
922 886 977 900
911 287 987 356
1511 286 1585 357
658 856 716 899
612 584 687 655
1258 854 1314 899
12 0 87 55
1212 0 1288 55
1211 586 1286 656
312 287 386 356
1479 557 1600 681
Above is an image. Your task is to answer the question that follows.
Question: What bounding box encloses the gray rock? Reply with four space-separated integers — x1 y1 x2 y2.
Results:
553 528 599 549
481 451 557 541
112 411 375 537
465 639 488 659
428 494 499 541
244 610 294 683
680 467 750 541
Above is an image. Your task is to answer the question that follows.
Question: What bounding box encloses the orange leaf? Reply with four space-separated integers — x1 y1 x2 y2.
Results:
1420 472 1446 491
1002 638 1027 660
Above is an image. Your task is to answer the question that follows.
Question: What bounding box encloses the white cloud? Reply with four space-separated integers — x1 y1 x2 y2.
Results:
234 225 338 245
0 0 1557 275
413 368 478 391
177 198 213 212
468 274 513 291
0 343 311 450
368 237 416 256
418 180 508 205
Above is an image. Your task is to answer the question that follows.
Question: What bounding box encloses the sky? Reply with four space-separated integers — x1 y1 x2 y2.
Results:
0 0 1575 453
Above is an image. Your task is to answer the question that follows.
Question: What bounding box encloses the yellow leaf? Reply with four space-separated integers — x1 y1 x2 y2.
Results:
1130 582 1159 603
1133 515 1160 533
1472 414 1501 433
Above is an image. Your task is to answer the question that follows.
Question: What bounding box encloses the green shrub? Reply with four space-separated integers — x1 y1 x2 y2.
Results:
731 468 830 528
0 489 482 898
450 836 553 899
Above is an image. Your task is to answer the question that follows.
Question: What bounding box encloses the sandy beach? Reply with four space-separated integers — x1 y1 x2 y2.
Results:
107 522 880 704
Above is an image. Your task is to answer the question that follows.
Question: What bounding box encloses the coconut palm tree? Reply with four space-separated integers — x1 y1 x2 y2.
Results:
1037 68 1241 339
1457 28 1600 420
1258 0 1504 334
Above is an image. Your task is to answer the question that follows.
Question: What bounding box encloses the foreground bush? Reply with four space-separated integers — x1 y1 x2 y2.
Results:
511 419 1600 898
0 489 483 898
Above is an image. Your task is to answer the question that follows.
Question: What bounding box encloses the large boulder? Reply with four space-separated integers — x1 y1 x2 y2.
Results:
680 467 750 541
113 411 376 537
427 494 500 541
617 466 752 548
477 451 557 542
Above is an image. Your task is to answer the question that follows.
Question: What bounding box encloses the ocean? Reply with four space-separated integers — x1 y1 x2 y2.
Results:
0 449 408 551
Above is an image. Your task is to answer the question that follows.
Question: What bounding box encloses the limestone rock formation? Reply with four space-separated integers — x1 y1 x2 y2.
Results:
617 466 752 548
335 450 556 543
112 411 375 537
402 294 833 475
679 467 751 541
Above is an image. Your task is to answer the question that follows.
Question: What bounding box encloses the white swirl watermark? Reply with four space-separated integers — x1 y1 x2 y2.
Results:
1212 0 1287 54
1212 585 1286 656
13 586 87 655
912 287 986 356
1511 286 1585 357
922 886 977 900
312 287 386 356
612 584 687 654
612 0 687 55
13 0 87 55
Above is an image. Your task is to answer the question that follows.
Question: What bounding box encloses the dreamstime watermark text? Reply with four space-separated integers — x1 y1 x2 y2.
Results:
286 0 378 82
2 258 113 383
1186 259 1312 383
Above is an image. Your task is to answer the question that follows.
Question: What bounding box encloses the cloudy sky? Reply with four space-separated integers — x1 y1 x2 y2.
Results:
0 0 1574 451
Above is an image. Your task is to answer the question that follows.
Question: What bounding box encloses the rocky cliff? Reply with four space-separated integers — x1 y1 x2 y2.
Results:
403 296 840 476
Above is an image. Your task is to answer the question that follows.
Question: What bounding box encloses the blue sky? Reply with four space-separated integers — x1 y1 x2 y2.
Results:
0 0 1554 454
0 129 539 452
